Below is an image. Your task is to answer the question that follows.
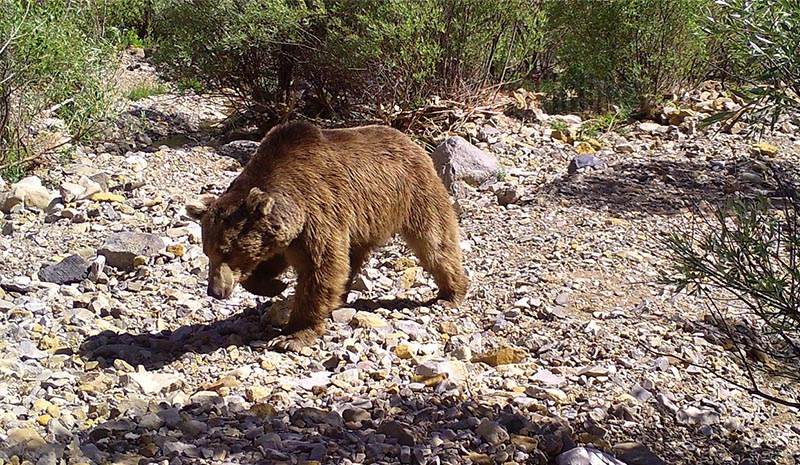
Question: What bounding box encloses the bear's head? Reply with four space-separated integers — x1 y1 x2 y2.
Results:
186 187 303 299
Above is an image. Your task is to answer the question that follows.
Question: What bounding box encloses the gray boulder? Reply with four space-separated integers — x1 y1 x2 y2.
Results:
568 155 606 175
431 136 499 192
218 140 260 164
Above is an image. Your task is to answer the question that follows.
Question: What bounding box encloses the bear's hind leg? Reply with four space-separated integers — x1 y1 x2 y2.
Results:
345 245 372 291
402 219 468 306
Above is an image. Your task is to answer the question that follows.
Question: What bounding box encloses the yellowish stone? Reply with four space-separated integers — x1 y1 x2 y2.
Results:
574 141 596 155
250 403 277 418
394 342 416 360
473 345 526 367
394 257 416 271
753 142 779 157
166 243 185 257
90 192 125 203
399 266 423 289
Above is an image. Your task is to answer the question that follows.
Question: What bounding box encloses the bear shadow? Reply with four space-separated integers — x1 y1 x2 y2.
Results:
79 296 432 371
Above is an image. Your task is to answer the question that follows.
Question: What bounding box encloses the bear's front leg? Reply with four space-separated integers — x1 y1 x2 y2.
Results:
240 254 288 297
268 239 350 352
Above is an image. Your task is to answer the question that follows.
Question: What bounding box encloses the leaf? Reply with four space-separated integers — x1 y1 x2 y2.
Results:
699 111 737 127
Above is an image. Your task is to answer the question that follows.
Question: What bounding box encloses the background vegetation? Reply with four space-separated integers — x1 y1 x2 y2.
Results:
1 1 120 178
5 0 796 154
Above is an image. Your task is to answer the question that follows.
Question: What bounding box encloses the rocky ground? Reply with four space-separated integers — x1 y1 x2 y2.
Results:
0 54 799 465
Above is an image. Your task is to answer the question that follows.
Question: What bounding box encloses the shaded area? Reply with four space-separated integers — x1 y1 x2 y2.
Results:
6 393 576 464
79 297 432 371
2 370 788 465
545 157 795 215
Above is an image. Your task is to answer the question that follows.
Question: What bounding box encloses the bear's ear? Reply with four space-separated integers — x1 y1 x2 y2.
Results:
186 195 216 221
270 195 304 245
246 187 275 217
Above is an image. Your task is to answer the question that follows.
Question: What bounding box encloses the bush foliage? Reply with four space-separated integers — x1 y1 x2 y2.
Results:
150 0 545 126
663 181 800 406
2 0 797 178
543 0 711 112
1 1 119 176
702 0 800 132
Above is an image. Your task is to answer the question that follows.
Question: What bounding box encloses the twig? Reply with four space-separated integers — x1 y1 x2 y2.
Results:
637 340 799 408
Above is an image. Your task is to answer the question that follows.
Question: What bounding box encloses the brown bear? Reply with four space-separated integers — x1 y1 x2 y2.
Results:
186 121 468 351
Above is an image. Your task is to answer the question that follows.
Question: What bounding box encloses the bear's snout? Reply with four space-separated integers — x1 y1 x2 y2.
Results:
207 282 233 300
206 262 237 300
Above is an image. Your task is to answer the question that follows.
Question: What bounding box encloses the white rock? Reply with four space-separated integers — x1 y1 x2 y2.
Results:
59 182 86 202
532 368 566 386
556 447 626 465
1 176 53 212
125 154 148 172
126 369 182 395
297 371 331 390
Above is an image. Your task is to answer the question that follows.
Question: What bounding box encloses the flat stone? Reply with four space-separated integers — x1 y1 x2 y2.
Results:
126 370 182 395
332 307 357 324
578 365 609 377
612 442 666 465
676 406 720 426
568 155 606 175
378 420 416 446
38 254 90 284
19 340 50 359
297 371 331 390
415 360 449 377
473 345 526 367
90 192 125 203
532 368 566 386
476 419 509 446
98 231 165 271
496 185 524 206
218 140 260 163
6 427 47 448
638 122 667 134
351 311 389 328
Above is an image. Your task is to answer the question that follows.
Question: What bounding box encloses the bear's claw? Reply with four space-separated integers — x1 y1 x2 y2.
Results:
267 328 318 352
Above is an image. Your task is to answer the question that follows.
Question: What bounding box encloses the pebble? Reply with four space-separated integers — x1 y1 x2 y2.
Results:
476 419 509 446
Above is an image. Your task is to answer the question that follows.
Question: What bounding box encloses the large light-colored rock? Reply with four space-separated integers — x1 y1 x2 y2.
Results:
431 136 498 192
1 176 53 212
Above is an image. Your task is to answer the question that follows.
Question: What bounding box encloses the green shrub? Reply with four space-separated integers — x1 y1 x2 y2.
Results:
127 83 167 101
543 0 711 112
1 1 118 176
701 0 800 132
663 181 800 406
151 0 312 127
578 108 632 139
80 0 155 46
150 0 544 126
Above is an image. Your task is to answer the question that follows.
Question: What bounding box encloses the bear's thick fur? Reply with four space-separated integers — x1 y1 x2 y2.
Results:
187 121 469 351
